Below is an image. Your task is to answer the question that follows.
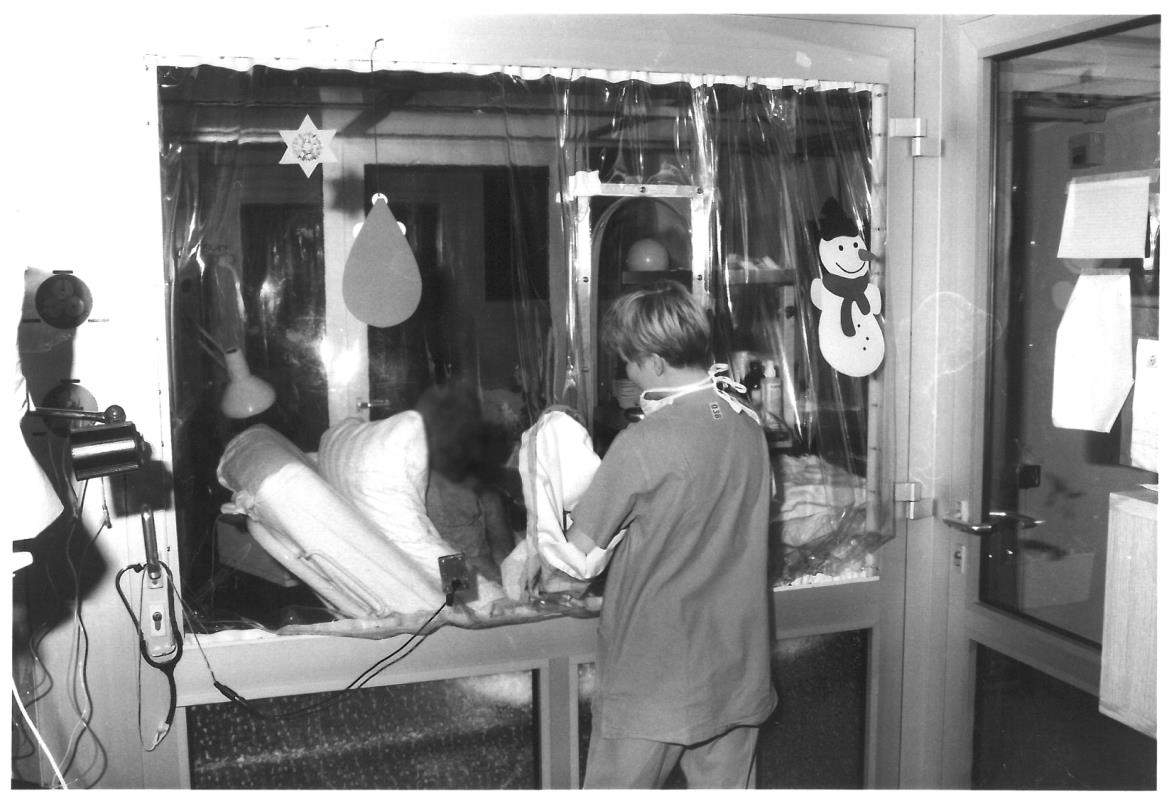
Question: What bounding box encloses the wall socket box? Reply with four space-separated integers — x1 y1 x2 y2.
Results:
1068 131 1105 169
438 553 471 597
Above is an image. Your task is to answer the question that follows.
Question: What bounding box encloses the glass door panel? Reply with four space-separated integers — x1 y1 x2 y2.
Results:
944 18 1161 790
982 21 1160 643
972 646 1155 788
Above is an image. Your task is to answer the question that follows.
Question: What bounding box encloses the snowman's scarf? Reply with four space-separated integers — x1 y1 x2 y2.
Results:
820 271 871 337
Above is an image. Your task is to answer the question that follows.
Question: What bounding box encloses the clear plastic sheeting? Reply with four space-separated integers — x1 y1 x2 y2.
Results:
158 64 891 635
553 76 890 587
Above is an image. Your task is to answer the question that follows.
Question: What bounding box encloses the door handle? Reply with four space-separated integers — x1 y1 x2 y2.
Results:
987 510 1043 529
942 517 997 535
357 399 394 411
943 509 1044 536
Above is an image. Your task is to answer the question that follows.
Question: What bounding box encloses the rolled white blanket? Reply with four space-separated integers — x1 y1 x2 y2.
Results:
507 409 624 597
217 424 445 617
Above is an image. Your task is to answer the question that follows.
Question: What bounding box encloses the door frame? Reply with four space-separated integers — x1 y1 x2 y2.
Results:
903 14 1155 788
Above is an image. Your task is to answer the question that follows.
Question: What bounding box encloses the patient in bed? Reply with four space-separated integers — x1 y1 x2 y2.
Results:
415 383 518 584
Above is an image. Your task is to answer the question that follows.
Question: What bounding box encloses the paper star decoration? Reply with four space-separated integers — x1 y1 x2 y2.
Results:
278 115 337 177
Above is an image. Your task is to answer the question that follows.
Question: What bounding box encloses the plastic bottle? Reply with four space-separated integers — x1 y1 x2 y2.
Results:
760 359 783 431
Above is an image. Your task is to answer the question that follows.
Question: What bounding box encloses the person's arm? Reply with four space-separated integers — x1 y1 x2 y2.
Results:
567 524 598 556
545 515 628 581
553 432 646 576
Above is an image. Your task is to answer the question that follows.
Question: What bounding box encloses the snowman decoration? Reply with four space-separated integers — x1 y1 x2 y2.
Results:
809 197 885 378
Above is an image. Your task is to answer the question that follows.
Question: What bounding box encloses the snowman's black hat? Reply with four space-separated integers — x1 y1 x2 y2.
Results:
818 197 859 240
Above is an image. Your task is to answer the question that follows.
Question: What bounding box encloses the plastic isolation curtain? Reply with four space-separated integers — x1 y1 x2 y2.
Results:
157 63 889 630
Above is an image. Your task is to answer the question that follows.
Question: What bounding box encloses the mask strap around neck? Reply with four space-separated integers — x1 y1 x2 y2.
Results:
641 374 714 401
639 364 760 424
709 363 761 424
709 363 746 394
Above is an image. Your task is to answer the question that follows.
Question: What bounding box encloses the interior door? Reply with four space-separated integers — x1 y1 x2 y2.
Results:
942 18 1159 789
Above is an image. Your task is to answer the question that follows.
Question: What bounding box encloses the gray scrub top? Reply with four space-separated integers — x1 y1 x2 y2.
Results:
570 388 778 744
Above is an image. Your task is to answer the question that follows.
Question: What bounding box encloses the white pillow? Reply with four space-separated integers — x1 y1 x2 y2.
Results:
317 413 447 559
217 424 444 617
318 413 505 607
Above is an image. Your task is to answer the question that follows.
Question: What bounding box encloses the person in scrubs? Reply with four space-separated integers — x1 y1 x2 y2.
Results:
568 281 776 788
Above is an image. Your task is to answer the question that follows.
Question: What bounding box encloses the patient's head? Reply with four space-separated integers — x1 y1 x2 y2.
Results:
415 382 508 485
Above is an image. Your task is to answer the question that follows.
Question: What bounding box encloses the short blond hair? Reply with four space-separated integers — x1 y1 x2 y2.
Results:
601 280 710 368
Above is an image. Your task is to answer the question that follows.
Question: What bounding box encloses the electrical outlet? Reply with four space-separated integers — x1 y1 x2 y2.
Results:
438 553 471 597
143 596 176 658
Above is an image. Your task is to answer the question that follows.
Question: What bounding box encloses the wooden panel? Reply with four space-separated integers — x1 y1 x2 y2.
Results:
1099 488 1157 737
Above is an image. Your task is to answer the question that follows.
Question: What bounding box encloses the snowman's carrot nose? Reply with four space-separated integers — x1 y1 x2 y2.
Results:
859 249 875 261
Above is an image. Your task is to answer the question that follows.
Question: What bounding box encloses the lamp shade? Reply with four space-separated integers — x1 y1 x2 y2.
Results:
69 422 145 480
221 348 276 419
624 238 669 272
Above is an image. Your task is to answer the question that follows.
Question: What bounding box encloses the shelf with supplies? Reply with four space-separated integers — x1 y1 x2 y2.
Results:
718 268 799 286
717 254 799 287
619 266 799 287
719 254 804 454
620 268 693 285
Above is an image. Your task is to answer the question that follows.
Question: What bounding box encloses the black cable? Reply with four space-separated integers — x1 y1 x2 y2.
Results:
249 601 446 720
182 595 448 721
345 616 437 691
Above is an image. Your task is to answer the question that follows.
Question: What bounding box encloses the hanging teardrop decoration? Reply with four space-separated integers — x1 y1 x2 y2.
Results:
343 193 422 328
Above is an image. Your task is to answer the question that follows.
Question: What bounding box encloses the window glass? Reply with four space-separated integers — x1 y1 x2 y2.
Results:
158 65 888 631
983 21 1159 642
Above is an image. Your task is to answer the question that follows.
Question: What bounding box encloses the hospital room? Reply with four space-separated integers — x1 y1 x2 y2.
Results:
7 10 1161 789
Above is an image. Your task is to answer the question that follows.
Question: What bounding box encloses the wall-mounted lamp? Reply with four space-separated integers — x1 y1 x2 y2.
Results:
220 348 277 419
29 404 146 480
193 327 278 420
